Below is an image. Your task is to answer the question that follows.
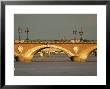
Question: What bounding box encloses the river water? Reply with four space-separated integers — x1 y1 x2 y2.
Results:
14 55 97 76
32 53 97 62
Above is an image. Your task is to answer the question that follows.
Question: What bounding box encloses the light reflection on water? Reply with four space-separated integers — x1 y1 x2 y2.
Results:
14 54 97 76
32 54 97 62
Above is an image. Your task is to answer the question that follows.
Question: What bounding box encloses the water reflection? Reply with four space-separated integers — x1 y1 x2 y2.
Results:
32 53 97 62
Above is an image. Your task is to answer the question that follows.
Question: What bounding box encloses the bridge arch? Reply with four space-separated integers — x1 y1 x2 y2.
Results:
74 45 97 62
85 48 97 62
88 48 97 56
23 45 75 61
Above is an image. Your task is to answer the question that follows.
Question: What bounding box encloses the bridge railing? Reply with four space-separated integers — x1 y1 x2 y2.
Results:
14 40 97 44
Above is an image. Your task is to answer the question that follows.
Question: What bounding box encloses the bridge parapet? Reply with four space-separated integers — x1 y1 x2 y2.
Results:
14 40 97 44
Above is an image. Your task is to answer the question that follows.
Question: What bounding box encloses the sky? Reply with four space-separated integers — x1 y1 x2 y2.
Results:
14 14 97 40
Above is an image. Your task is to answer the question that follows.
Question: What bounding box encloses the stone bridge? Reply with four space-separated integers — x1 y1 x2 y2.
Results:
14 40 97 62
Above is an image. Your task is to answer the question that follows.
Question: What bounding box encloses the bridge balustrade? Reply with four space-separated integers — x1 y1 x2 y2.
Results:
14 40 97 44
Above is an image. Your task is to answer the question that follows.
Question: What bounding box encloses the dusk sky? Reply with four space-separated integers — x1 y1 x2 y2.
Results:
14 14 97 40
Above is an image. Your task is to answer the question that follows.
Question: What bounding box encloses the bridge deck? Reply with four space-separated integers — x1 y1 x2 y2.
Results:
14 40 97 44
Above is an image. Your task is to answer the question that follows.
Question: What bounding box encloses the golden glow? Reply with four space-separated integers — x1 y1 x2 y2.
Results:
24 45 74 57
14 42 97 62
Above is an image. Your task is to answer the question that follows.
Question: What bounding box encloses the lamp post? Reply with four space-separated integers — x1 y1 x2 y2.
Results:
18 27 22 41
79 29 83 42
73 26 77 41
25 27 29 40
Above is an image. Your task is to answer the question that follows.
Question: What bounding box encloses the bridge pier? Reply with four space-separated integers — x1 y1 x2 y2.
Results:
14 56 19 62
70 56 86 62
15 55 32 62
70 56 74 61
16 55 86 62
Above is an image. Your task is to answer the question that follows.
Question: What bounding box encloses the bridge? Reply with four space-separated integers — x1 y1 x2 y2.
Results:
14 40 97 62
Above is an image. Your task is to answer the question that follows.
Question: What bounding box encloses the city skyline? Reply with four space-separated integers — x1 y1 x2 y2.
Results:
14 14 97 40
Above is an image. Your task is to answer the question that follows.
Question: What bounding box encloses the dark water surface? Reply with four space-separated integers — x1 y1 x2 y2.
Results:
14 55 97 76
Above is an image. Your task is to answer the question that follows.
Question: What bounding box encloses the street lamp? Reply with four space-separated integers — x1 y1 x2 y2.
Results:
73 25 77 41
25 27 29 40
79 26 84 42
18 27 22 41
